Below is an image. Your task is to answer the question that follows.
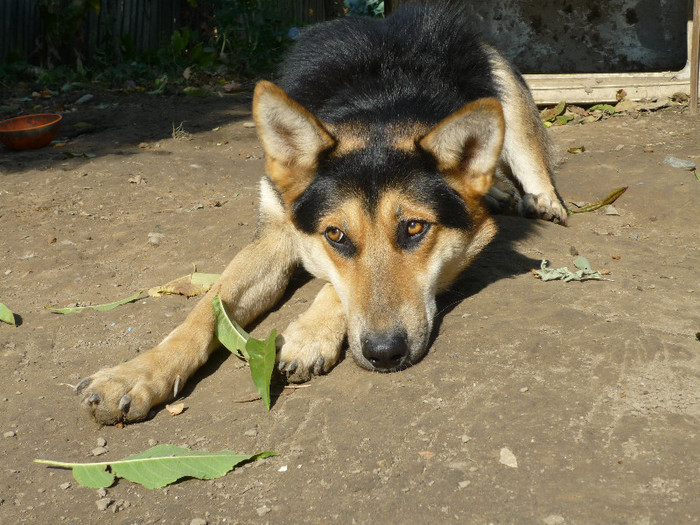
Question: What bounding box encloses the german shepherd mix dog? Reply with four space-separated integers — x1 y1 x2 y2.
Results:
79 6 566 424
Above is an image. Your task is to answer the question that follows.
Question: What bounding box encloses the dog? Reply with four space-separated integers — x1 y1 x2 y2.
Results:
78 6 566 424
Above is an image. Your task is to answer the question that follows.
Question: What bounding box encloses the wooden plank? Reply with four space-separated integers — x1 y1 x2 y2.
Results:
690 0 699 114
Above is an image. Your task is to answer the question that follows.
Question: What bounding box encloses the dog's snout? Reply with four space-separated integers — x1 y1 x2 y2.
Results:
361 331 409 371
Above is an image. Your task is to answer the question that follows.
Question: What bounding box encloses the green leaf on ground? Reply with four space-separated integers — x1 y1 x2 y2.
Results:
46 291 143 314
246 329 278 411
555 114 574 126
212 296 277 409
62 151 96 158
540 101 566 122
35 445 275 489
533 258 612 282
183 86 213 97
0 302 16 325
568 186 627 214
589 104 615 115
212 295 251 360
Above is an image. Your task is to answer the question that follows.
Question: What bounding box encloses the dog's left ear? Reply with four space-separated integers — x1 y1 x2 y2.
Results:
419 98 505 200
253 80 336 204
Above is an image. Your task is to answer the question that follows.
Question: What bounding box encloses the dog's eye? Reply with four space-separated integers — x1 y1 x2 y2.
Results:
397 220 430 250
325 227 345 244
324 226 356 257
406 220 425 236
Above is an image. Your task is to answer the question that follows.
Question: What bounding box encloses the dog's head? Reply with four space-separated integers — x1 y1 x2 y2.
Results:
253 80 503 372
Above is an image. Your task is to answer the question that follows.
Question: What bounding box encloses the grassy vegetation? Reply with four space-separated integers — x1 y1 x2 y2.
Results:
0 1 299 95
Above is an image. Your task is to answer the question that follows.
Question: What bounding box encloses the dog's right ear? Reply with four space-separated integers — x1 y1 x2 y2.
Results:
253 80 335 204
419 98 505 202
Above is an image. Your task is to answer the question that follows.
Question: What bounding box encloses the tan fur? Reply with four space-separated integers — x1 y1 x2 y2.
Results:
80 198 298 423
482 45 567 224
253 81 335 205
420 98 505 200
387 121 431 152
78 77 552 424
326 122 370 155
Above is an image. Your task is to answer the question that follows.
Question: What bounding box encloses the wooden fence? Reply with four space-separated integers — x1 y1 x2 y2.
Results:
0 0 353 65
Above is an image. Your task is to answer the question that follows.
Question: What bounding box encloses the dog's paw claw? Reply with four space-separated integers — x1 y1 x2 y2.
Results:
118 394 132 412
76 378 91 393
313 356 325 376
86 392 101 406
518 193 567 224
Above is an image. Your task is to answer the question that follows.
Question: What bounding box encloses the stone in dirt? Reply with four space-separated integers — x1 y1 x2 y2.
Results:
96 497 113 511
663 155 696 170
499 447 518 468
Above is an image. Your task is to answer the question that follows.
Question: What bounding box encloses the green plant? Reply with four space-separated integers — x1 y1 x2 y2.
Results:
344 0 384 17
212 0 296 76
36 0 101 68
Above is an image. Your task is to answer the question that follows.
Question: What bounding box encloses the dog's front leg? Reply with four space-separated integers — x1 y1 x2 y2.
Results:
277 283 346 383
77 227 297 425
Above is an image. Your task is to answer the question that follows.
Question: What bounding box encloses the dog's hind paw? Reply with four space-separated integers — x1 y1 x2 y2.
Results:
518 192 568 224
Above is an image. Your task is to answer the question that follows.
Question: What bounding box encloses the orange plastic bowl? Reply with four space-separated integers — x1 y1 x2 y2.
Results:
0 114 62 150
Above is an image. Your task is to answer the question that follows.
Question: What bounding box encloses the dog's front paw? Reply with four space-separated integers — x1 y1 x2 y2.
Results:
77 357 178 425
276 321 344 383
518 192 568 224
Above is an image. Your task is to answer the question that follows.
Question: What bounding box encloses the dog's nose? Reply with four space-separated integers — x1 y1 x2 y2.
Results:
362 331 409 371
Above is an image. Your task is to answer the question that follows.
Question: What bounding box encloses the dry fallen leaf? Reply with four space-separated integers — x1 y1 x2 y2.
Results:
149 272 219 298
165 402 185 416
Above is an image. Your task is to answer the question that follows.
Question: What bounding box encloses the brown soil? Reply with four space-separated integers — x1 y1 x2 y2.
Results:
1 91 699 524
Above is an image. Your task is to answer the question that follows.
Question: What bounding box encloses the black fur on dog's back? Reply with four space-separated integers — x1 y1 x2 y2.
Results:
279 6 498 125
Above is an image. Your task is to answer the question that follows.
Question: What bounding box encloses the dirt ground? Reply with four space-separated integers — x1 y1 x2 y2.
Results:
1 89 699 525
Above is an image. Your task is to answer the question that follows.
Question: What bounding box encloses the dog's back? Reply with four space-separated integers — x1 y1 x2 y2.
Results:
280 6 499 125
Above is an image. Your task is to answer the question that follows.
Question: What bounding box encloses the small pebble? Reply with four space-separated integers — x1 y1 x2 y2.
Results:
147 232 163 247
92 446 108 456
75 94 94 105
96 497 113 511
499 447 518 468
458 480 471 489
3 430 16 438
544 515 566 525
242 121 256 128
190 519 208 525
663 155 696 170
148 438 158 447
460 435 472 443
96 437 107 447
569 246 579 256
256 505 271 516
244 428 258 437
96 488 107 498
60 482 72 490
520 387 529 393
